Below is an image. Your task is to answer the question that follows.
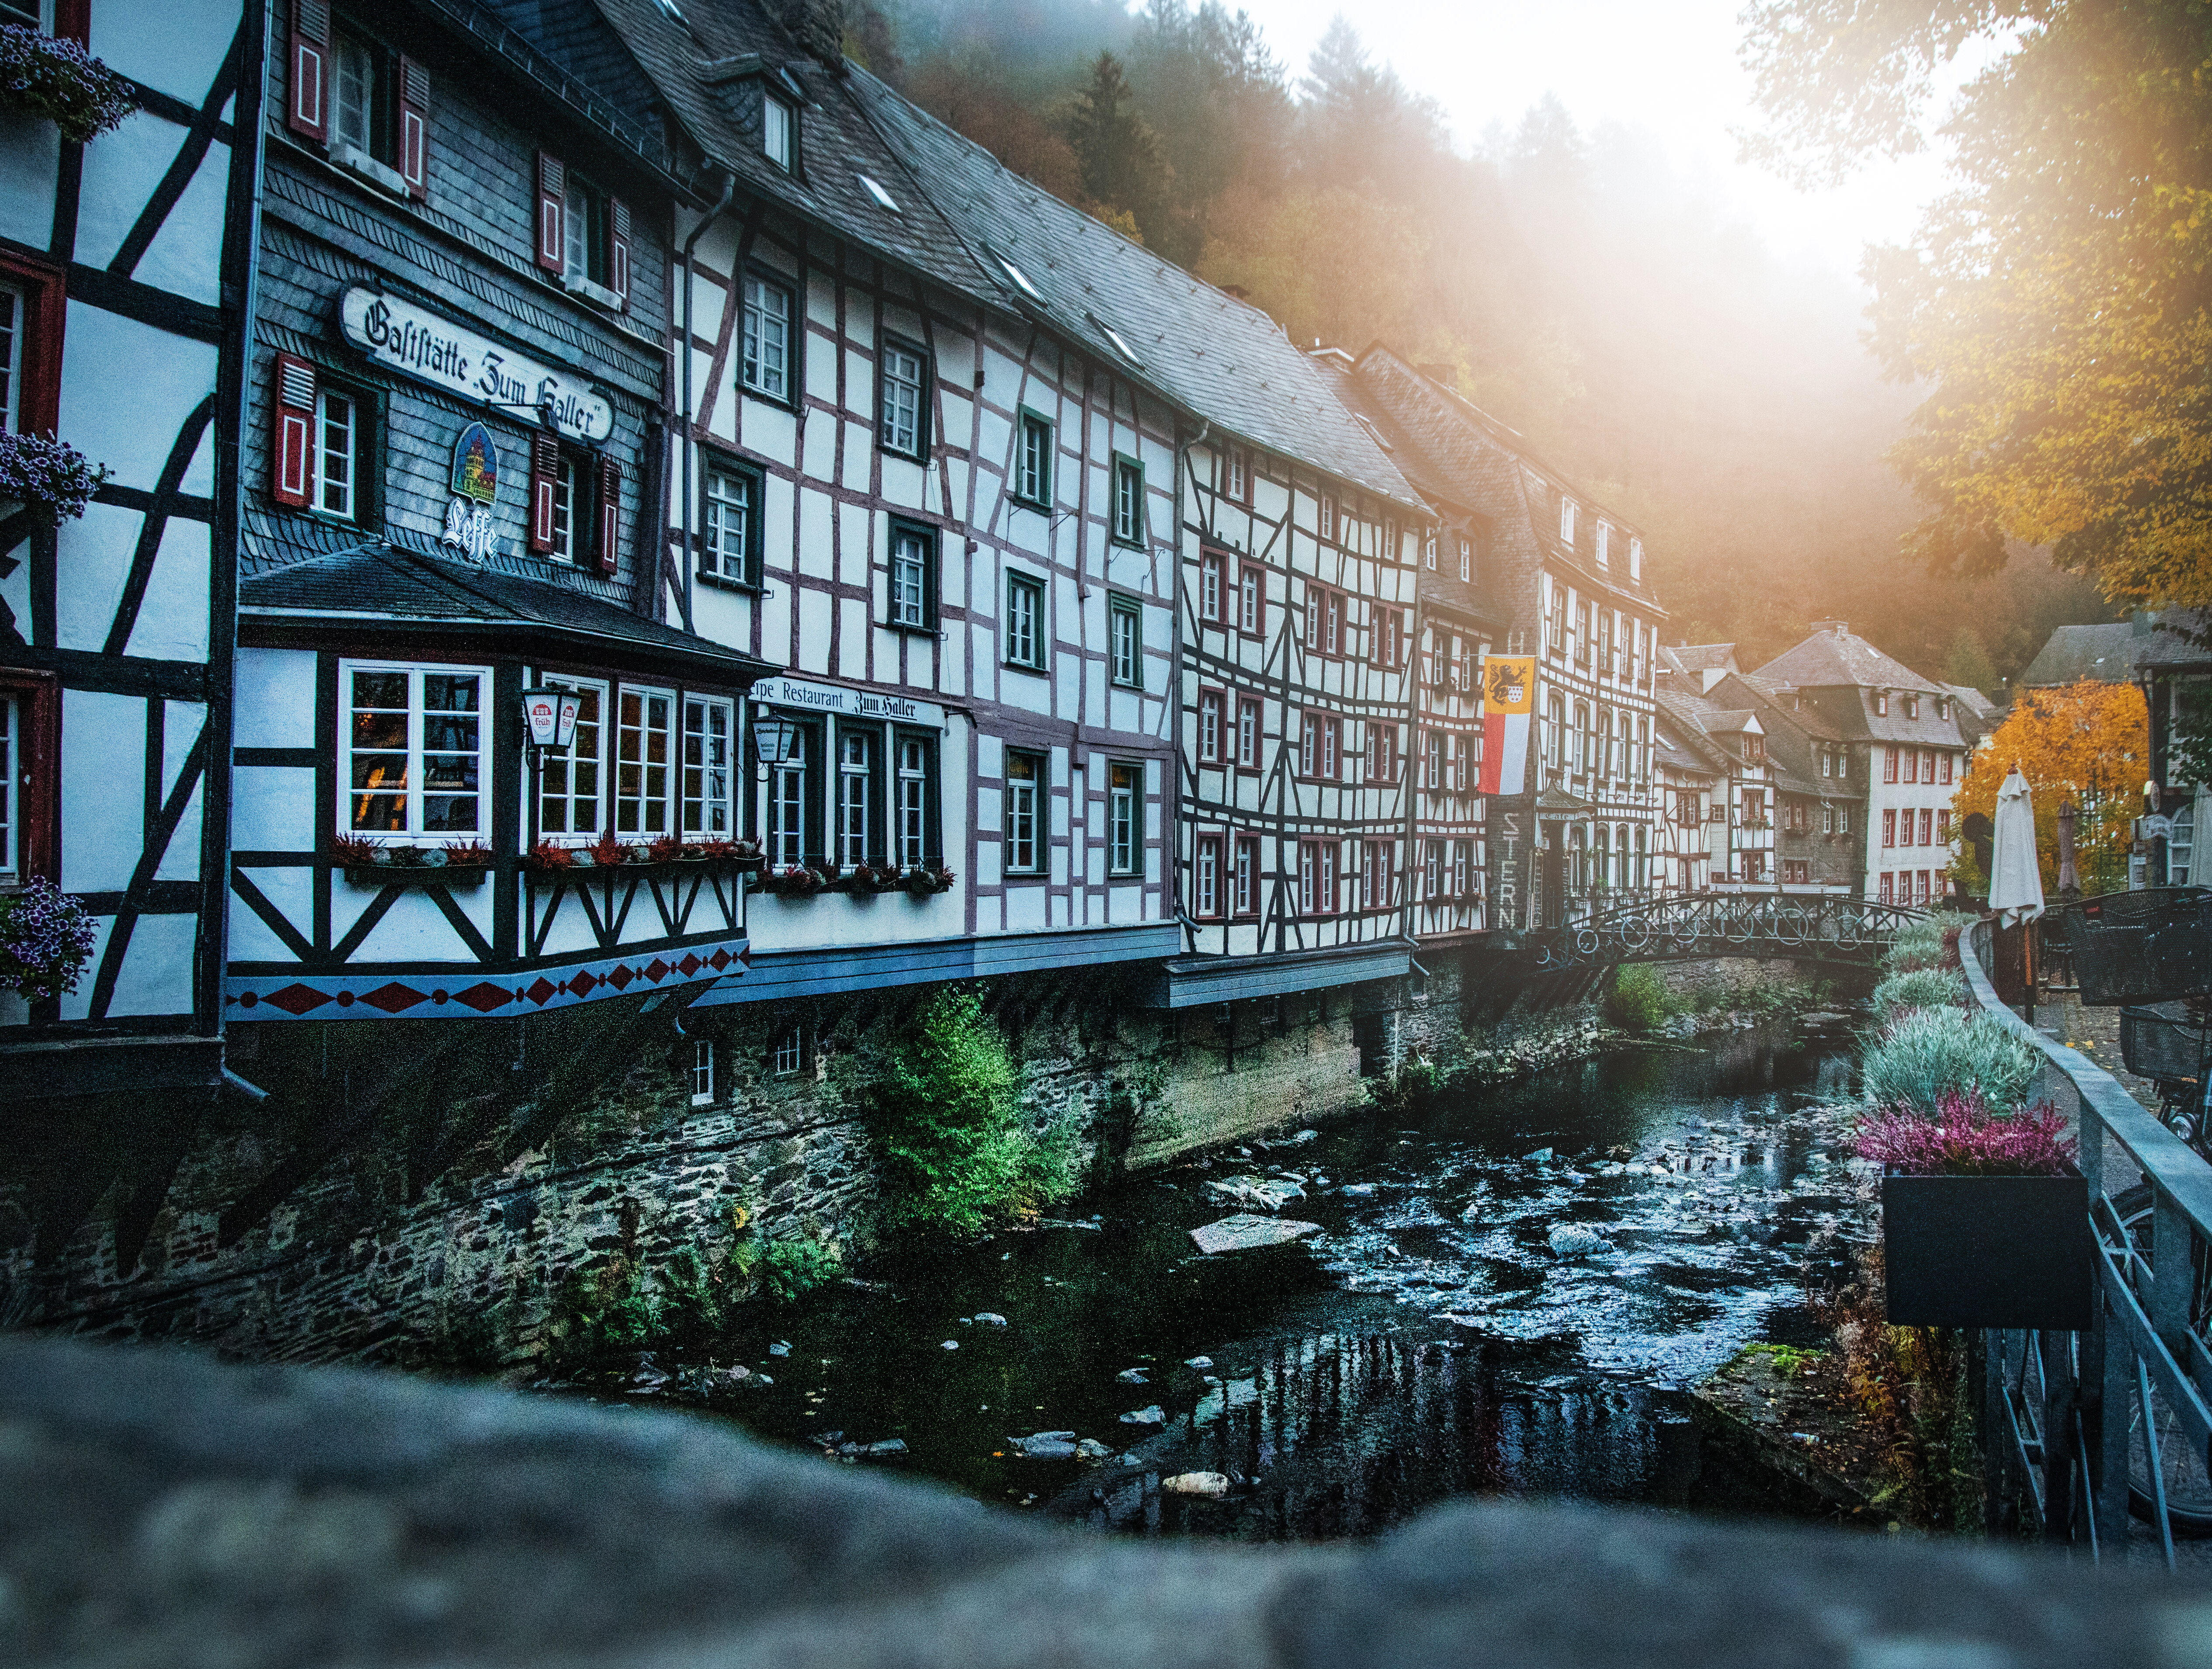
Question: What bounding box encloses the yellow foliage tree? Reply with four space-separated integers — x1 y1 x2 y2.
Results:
1950 680 2148 897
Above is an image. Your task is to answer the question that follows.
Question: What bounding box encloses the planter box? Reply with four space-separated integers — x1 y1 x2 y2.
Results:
1882 1171 2092 1331
344 866 488 889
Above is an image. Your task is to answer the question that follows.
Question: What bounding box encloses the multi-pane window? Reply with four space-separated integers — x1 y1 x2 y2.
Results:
1297 839 1336 915
681 697 734 838
837 730 873 866
1365 840 1392 909
763 94 794 170
1108 761 1139 874
1112 456 1144 544
316 389 357 519
1237 562 1261 633
1425 840 1444 899
895 734 933 867
768 726 809 866
1195 834 1222 917
1451 840 1471 899
1319 495 1335 541
615 687 675 836
1005 571 1045 668
538 677 605 838
1596 523 1610 566
1200 552 1223 621
1005 749 1042 873
1369 723 1396 783
1236 697 1259 768
1839 805 1851 834
880 339 926 456
1458 538 1471 581
741 274 791 399
1225 449 1247 500
343 664 486 836
702 464 758 584
332 34 381 157
771 1026 804 1075
1233 836 1257 915
1016 412 1053 504
1110 597 1142 688
1376 608 1400 667
0 691 15 882
1559 497 1576 543
1300 712 1339 779
889 524 935 630
551 454 580 562
564 172 611 288
690 1039 715 1107
0 281 20 431
1198 689 1222 762
1882 809 1897 847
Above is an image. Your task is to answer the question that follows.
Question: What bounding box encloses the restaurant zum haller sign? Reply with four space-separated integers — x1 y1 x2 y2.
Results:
338 288 614 443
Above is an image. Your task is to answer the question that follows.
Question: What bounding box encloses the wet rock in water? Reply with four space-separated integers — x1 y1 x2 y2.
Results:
1115 1367 1149 1384
1339 1183 1377 1196
1547 1224 1611 1260
940 1341 959 1351
1202 1174 1306 1212
833 1438 909 1461
1524 1148 1555 1164
1075 1438 1113 1462
1188 1214 1322 1255
1183 1357 1212 1370
768 1341 791 1357
628 1354 670 1391
1119 1405 1165 1426
972 1312 1008 1327
1162 1471 1231 1498
1007 1431 1078 1460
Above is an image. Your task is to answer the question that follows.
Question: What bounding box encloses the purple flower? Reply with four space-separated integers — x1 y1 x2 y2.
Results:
1854 1086 2076 1177
0 25 137 143
0 877 100 1002
0 430 109 520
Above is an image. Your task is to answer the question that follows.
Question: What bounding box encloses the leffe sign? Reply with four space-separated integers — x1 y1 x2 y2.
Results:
755 674 945 730
338 288 615 443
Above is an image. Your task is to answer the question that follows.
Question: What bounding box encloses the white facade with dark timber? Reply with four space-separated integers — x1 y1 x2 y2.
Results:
0 0 257 1095
223 0 771 1024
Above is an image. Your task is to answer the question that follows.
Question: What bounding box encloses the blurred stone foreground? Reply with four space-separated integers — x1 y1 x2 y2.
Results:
2 1337 2205 1669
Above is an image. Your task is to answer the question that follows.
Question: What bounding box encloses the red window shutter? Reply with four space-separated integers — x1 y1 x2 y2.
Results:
289 0 330 144
271 354 317 507
594 454 621 575
535 151 566 273
609 196 631 310
528 432 559 552
398 56 429 200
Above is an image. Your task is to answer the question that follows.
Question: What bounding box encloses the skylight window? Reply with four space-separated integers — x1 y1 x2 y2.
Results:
998 256 1042 301
857 173 901 213
652 0 684 17
1091 314 1141 366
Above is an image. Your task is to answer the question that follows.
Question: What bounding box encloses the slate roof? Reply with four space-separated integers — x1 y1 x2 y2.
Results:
2019 623 2139 687
240 523 771 680
1753 623 1942 695
843 67 1426 509
1670 643 1740 675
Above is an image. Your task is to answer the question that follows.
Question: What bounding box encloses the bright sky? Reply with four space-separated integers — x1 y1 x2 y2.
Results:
1240 0 1955 281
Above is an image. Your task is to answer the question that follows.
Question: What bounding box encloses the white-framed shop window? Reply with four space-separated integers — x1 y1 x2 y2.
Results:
681 694 735 838
837 727 873 866
341 661 490 838
615 685 676 836
895 734 931 867
537 675 608 840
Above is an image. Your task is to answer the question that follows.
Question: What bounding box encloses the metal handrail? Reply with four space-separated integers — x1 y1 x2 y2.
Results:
1961 919 2212 1561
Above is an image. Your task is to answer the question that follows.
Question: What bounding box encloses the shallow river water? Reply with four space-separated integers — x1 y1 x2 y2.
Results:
625 1021 1870 1540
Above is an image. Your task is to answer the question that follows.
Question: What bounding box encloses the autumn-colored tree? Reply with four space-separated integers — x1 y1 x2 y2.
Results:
1742 0 2212 612
1950 680 2149 897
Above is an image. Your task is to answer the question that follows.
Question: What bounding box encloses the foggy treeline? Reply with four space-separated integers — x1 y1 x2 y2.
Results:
845 0 2115 691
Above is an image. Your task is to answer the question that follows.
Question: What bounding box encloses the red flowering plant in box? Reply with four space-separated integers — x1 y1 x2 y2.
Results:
442 840 495 869
758 864 826 897
1855 1087 2076 1177
900 864 956 898
523 840 574 872
582 829 641 868
331 836 381 867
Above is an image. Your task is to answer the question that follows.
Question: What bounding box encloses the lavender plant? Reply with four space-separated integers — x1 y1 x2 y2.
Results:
0 26 136 143
0 876 98 1002
0 431 109 520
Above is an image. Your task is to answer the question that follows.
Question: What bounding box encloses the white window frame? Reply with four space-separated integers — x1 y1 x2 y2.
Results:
0 690 16 882
836 726 872 866
1233 836 1255 916
613 684 677 838
763 94 794 171
741 273 791 400
1559 497 1576 543
1199 552 1222 621
894 734 932 868
681 694 736 839
690 1038 715 1107
0 279 24 433
1005 749 1042 873
339 660 491 840
1017 411 1053 504
317 387 358 520
1113 456 1144 543
771 1026 804 1075
333 33 377 157
702 463 755 583
1195 833 1220 917
1108 760 1140 874
890 524 933 629
1006 570 1045 669
537 674 608 841
767 723 809 867
1596 522 1610 566
1109 596 1142 689
880 339 925 456
551 453 580 562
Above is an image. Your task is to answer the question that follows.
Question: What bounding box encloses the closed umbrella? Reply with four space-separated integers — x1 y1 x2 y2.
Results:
1989 766 2045 927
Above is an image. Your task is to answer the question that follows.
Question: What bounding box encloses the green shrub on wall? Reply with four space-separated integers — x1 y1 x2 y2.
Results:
1604 964 1675 1031
868 987 1071 1234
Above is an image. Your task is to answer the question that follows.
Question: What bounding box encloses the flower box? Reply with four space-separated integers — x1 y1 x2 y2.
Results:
1881 1170 2093 1330
344 864 488 890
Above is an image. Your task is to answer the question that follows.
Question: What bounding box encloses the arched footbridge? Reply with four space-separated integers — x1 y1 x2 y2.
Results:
1521 892 1928 974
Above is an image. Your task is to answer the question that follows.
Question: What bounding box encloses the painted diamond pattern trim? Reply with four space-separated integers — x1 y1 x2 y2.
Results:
226 937 749 1021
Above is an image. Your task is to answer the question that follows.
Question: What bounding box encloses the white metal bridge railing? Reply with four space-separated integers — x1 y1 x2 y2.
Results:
1963 920 2212 1562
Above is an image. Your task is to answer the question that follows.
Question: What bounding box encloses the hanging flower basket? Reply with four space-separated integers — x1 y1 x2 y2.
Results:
0 876 99 1003
0 27 137 144
900 864 956 898
0 430 109 521
832 863 899 894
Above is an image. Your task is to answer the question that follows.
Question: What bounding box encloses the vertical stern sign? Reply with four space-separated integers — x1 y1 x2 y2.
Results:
1479 655 1535 795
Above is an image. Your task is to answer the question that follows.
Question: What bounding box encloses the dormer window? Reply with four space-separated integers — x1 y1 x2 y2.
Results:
1596 522 1610 566
1559 497 1576 544
763 94 794 170
1875 691 1890 716
1629 536 1643 579
1906 694 1920 719
1937 696 1950 720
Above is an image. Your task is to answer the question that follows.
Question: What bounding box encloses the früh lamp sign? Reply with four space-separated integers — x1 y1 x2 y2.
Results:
522 688 582 753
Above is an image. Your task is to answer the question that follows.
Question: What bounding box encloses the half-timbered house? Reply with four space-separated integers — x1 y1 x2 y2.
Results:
1 0 257 1100
1351 347 1664 930
225 0 771 1032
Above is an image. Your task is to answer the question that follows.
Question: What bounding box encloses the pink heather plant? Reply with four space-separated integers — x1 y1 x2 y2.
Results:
1855 1087 2076 1177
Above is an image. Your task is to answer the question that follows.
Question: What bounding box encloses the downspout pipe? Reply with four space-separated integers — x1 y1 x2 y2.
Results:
1171 419 1210 953
679 168 739 636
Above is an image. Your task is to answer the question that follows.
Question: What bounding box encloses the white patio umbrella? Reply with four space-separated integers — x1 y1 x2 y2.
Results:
1989 766 2046 926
